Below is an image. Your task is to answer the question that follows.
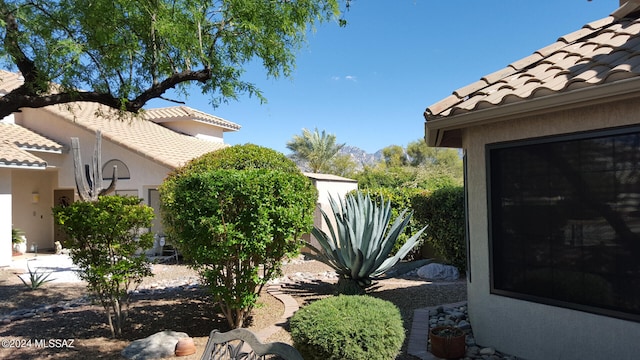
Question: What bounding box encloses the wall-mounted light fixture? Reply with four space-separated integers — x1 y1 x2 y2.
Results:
31 192 40 204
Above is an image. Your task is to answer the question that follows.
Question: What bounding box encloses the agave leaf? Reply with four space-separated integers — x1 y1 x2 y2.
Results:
317 206 340 249
368 198 392 260
305 239 342 271
311 227 335 254
350 249 364 279
372 224 428 277
358 195 378 259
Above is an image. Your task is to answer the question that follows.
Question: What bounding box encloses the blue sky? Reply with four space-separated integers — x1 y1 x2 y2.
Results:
149 0 615 154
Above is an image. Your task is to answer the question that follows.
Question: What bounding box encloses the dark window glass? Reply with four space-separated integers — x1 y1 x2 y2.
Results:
488 126 640 321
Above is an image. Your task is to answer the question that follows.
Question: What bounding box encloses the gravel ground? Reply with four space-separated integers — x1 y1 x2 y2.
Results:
263 256 468 359
1 254 467 360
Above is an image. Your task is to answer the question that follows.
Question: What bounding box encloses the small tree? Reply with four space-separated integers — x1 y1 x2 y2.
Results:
160 144 317 328
53 195 154 337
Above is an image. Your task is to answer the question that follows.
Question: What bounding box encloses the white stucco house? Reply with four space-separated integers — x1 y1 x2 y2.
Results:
0 70 241 266
424 1 640 359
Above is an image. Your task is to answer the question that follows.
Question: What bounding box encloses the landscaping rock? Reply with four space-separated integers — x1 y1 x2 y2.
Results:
416 263 459 281
480 347 497 356
121 330 190 360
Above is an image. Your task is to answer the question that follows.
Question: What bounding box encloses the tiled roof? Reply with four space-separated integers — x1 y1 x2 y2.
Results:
0 71 25 95
41 102 229 169
0 123 64 169
0 70 237 169
425 6 640 122
144 106 241 131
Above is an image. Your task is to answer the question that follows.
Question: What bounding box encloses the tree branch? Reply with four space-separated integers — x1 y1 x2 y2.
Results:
1 1 41 89
0 68 214 118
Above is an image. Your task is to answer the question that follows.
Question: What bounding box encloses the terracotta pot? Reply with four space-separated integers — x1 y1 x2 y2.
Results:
429 326 466 359
175 337 196 356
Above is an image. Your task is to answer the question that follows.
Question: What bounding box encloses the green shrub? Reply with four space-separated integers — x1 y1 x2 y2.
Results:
290 295 405 360
412 186 466 272
159 144 317 328
170 143 300 174
53 195 155 337
354 165 416 189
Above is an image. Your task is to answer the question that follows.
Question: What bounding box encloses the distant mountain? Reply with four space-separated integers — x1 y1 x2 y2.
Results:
339 145 383 168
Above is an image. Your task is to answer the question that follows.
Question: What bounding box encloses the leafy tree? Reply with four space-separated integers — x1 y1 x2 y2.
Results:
0 0 350 118
159 144 317 328
286 128 345 173
355 140 463 190
53 195 155 337
327 153 358 178
407 139 430 167
354 164 416 189
381 145 408 167
407 139 462 168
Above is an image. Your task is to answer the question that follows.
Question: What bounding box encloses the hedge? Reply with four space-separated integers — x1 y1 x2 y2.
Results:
412 185 466 272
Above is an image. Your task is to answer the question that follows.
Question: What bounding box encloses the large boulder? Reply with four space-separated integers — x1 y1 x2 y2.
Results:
416 263 459 281
121 330 190 360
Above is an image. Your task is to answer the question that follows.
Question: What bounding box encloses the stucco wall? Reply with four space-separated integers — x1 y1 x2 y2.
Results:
304 177 358 251
464 99 640 360
11 109 174 251
17 109 172 203
0 169 12 266
11 169 57 251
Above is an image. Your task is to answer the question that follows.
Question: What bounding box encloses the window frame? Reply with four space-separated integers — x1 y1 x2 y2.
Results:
486 124 640 322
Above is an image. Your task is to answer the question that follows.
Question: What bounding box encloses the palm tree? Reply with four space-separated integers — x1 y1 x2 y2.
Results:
286 128 345 173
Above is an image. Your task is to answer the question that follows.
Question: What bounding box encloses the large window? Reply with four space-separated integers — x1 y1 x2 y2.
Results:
488 126 640 321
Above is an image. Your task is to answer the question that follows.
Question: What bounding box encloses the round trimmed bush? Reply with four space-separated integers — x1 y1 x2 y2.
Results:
290 295 405 360
159 144 318 328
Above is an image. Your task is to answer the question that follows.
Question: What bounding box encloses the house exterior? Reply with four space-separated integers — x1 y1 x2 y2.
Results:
0 70 241 266
424 2 640 359
303 172 358 251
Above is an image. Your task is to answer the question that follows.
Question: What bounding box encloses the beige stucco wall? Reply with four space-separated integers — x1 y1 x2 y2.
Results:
303 177 358 251
464 99 640 360
0 169 12 266
17 109 172 200
9 109 175 252
11 169 57 251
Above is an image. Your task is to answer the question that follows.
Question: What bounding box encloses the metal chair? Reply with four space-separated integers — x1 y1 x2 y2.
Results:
200 328 303 360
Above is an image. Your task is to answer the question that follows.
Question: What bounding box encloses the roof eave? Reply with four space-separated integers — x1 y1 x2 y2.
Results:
192 118 241 132
154 117 241 132
18 146 64 154
424 77 640 147
0 162 46 170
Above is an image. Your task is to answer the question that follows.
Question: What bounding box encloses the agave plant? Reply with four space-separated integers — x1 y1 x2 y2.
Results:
307 191 427 294
18 263 55 290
